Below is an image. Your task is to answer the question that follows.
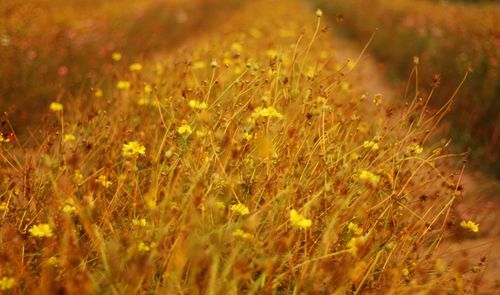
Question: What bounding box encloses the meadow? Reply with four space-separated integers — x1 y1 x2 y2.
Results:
0 0 497 294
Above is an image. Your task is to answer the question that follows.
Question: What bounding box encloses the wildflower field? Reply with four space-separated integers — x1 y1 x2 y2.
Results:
1 0 498 294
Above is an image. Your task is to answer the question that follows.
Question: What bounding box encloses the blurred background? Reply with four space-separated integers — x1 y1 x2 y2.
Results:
1 0 499 176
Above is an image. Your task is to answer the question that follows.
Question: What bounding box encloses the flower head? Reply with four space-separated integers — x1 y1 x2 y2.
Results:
116 80 131 90
111 52 122 61
129 63 143 71
28 223 53 238
49 102 63 112
363 140 379 151
177 124 192 136
123 141 146 157
460 220 479 233
289 209 312 229
359 170 380 186
188 100 208 110
63 134 76 142
230 203 250 216
232 229 253 240
96 175 112 188
0 276 16 290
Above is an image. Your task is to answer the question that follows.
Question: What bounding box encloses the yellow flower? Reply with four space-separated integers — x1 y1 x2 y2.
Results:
249 106 283 122
63 134 76 142
95 88 103 97
138 242 151 253
144 84 153 93
460 220 479 233
188 100 208 110
373 93 382 106
215 201 226 209
111 52 122 61
116 80 131 90
0 133 10 143
132 218 148 227
28 223 54 238
63 205 76 214
230 203 250 216
96 175 112 188
47 256 59 266
0 276 16 290
49 102 63 112
122 141 146 157
232 229 253 240
347 222 363 235
289 209 312 229
138 97 151 106
347 236 365 257
363 140 379 150
0 202 8 212
402 268 410 277
359 170 380 186
407 143 423 155
243 132 253 141
129 63 143 71
177 124 192 136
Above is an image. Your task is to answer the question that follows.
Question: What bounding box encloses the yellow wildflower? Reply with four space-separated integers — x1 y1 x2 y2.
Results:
460 220 479 233
47 256 59 266
231 42 243 53
407 143 423 155
230 203 250 216
188 100 208 110
232 229 253 240
132 218 148 227
243 132 253 141
177 124 192 136
402 268 410 277
28 223 53 238
111 52 122 61
116 80 130 90
0 276 16 291
49 102 63 112
96 175 112 188
129 63 143 71
138 97 151 105
138 242 151 253
289 209 312 229
359 170 380 186
0 202 8 212
347 236 365 257
215 201 226 209
0 133 10 143
122 141 146 157
250 106 283 122
95 88 103 97
63 134 76 142
144 84 153 93
373 93 382 106
347 222 363 235
363 140 379 151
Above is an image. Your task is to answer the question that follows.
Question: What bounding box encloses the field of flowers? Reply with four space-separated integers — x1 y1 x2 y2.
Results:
0 0 495 293
313 0 500 176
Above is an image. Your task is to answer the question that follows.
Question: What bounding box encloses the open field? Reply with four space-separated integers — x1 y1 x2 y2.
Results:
0 0 498 293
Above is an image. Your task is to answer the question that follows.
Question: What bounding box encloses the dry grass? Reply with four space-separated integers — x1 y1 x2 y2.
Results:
0 0 488 293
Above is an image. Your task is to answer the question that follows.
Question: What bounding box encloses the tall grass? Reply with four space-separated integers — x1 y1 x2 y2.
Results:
0 0 486 293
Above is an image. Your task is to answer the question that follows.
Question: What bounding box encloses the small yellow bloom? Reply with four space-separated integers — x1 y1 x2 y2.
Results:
95 88 103 97
132 218 148 227
347 222 363 235
460 220 479 233
230 203 250 216
232 229 253 240
144 84 153 94
138 242 151 252
188 100 208 110
63 134 76 142
402 268 410 277
363 140 379 151
0 202 8 212
407 143 423 155
28 223 54 238
111 52 122 61
289 209 312 229
122 141 146 157
373 93 382 106
347 236 365 257
96 175 112 188
177 124 192 136
116 80 130 90
138 97 151 105
359 170 380 186
49 102 63 112
0 133 10 143
129 63 143 71
250 106 283 122
215 201 226 209
0 276 16 290
62 204 76 214
47 256 59 266
243 132 253 141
